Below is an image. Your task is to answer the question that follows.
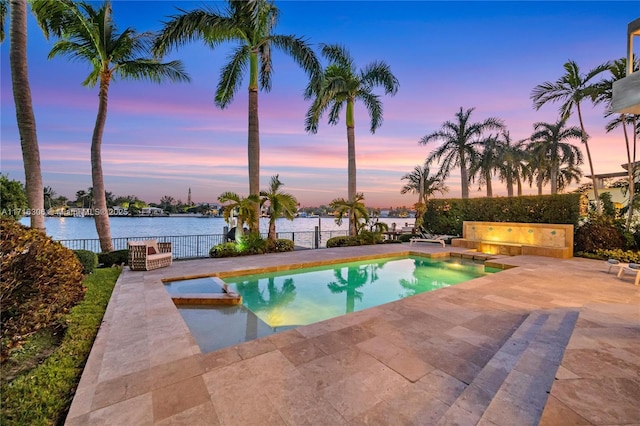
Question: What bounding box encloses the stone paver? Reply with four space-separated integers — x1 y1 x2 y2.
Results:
65 245 640 425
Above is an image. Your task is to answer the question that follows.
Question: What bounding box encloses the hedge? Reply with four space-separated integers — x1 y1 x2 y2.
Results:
422 193 582 235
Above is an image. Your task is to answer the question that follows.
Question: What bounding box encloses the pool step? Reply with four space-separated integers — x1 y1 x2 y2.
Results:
436 308 578 425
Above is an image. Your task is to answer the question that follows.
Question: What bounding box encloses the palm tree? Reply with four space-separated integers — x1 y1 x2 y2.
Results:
420 107 504 199
470 134 504 197
330 193 368 237
260 174 298 242
400 162 448 205
41 0 189 252
43 186 56 210
529 119 583 194
596 58 639 230
526 142 550 196
556 162 583 193
218 192 260 242
495 131 529 197
7 0 45 229
531 60 610 211
305 44 399 201
154 0 320 233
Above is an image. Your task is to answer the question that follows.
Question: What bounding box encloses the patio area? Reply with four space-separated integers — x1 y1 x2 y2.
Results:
65 244 640 425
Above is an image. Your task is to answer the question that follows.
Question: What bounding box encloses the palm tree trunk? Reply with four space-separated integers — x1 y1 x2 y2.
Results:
537 174 543 196
92 73 113 252
460 151 469 199
248 52 260 232
268 218 276 241
577 104 601 213
9 0 44 230
346 98 356 201
516 176 523 197
624 116 637 230
550 166 558 195
486 172 493 197
506 173 514 197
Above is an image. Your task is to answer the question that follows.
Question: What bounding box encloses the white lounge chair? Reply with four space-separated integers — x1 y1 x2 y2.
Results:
617 263 640 286
409 227 447 247
605 259 627 274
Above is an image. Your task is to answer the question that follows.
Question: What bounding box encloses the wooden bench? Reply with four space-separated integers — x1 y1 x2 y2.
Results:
451 221 574 259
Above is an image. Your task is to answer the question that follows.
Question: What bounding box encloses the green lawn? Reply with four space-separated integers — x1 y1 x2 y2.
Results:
1 268 120 426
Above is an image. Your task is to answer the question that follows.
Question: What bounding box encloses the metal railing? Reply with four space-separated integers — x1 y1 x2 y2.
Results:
57 229 349 260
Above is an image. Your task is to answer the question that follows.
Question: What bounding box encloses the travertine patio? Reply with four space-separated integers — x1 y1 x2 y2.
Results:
65 244 640 425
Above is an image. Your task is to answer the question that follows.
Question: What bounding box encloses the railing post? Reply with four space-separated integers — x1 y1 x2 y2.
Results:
314 226 319 249
223 226 229 242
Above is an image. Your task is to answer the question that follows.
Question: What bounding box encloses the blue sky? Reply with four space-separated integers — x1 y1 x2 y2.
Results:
0 1 636 207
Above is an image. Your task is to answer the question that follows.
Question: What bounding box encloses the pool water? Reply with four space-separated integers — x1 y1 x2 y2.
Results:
175 256 499 352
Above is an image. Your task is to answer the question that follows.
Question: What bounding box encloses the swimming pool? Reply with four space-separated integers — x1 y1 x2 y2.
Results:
174 255 499 352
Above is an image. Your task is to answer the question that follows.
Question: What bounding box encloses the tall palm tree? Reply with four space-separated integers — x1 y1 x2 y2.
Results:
556 162 583 193
531 60 610 211
400 162 448 205
260 174 298 242
420 107 504 199
218 192 260 242
470 134 504 197
596 58 639 230
495 131 529 197
526 141 550 196
305 44 399 201
7 0 45 229
330 193 368 237
529 119 583 194
42 0 189 252
154 0 320 232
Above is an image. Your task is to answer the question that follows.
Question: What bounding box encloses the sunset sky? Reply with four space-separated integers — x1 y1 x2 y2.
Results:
0 1 636 207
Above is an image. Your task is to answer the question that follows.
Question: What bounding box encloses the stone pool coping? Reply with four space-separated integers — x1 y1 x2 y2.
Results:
65 244 640 425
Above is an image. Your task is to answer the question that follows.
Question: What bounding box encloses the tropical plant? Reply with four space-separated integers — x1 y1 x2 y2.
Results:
330 193 368 237
526 141 550 196
39 0 189 252
400 162 448 205
7 0 45 229
43 186 56 210
597 58 639 231
153 0 320 232
260 175 298 242
531 60 610 212
495 131 529 197
470 134 504 197
305 44 399 201
529 119 583 194
0 174 28 220
420 107 504 199
218 192 260 242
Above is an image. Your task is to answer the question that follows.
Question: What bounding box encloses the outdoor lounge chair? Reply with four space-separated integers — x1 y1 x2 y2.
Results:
128 239 172 271
605 259 627 274
617 263 640 286
409 227 446 247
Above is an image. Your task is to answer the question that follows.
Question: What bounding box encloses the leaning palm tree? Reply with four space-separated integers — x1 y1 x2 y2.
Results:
259 174 298 242
420 107 504 199
305 44 399 201
531 60 610 211
7 0 45 229
154 0 320 233
529 120 583 195
218 192 260 242
330 193 368 237
41 0 189 252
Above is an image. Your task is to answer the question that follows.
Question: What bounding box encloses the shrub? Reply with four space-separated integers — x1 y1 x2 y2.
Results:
241 232 268 255
574 217 626 253
73 249 98 274
270 239 295 253
0 219 84 360
98 249 128 267
398 234 417 243
0 175 28 220
423 193 582 236
593 248 640 263
327 236 359 248
357 230 383 245
210 242 239 258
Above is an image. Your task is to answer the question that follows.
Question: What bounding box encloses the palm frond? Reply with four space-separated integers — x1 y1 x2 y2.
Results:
215 45 250 108
357 90 383 133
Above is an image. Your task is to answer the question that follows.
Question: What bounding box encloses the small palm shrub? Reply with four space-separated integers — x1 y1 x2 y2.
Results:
210 236 295 258
241 232 268 254
1 219 84 360
73 249 98 274
98 249 129 267
269 239 295 252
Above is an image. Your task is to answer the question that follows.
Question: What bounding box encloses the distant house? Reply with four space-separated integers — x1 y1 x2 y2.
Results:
379 210 390 218
140 207 165 216
586 161 638 209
